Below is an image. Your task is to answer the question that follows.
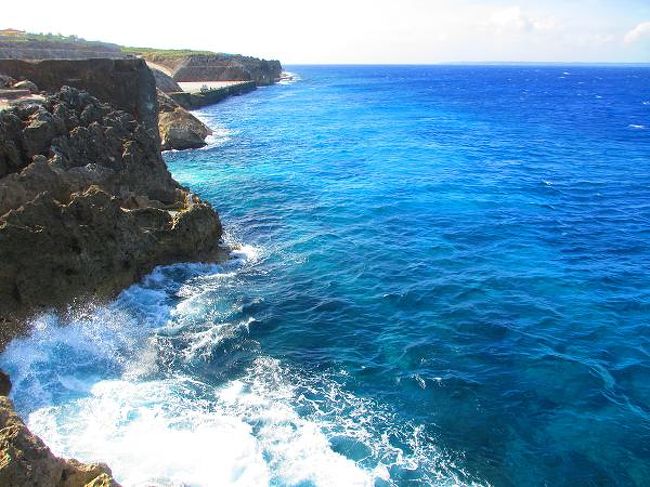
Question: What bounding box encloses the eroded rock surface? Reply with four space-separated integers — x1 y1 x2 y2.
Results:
158 89 211 150
0 86 223 346
0 58 159 137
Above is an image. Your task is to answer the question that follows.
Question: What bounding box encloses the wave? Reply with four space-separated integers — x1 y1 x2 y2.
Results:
278 71 301 85
201 127 234 149
0 246 478 486
191 111 236 149
628 124 646 130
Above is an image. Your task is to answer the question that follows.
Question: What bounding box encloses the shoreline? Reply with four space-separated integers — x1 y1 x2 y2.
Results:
0 48 283 484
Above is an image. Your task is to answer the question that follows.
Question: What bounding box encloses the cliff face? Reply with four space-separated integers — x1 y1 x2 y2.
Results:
149 66 182 94
0 59 159 137
0 85 223 347
143 53 283 85
0 37 125 61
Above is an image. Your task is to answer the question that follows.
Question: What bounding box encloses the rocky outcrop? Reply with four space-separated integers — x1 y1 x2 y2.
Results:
143 53 282 86
158 90 211 150
0 86 224 347
0 59 159 137
0 382 120 486
149 66 182 94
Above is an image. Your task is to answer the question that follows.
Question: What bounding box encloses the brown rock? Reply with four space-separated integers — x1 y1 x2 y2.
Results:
157 90 212 150
0 86 224 347
0 396 120 487
0 371 10 396
149 66 182 94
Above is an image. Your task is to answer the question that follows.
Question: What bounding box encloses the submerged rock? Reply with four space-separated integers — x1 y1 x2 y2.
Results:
0 396 121 486
157 89 212 150
0 86 224 346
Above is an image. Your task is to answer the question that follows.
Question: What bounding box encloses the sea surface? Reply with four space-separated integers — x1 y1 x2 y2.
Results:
2 65 650 486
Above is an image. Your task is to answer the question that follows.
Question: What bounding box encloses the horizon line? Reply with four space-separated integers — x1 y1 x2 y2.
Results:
282 61 650 67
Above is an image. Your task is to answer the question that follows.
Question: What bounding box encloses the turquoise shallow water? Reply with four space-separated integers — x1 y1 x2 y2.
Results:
2 65 650 486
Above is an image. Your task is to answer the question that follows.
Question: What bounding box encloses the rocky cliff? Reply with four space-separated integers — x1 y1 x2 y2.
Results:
0 58 159 136
149 65 182 94
142 53 282 85
0 35 126 61
0 84 223 347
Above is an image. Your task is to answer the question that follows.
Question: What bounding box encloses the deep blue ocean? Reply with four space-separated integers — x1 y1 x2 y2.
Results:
2 65 650 486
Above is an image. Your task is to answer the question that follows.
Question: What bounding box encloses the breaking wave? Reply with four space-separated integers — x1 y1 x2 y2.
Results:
0 247 476 486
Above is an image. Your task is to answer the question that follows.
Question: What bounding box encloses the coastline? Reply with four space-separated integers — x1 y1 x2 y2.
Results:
0 47 282 484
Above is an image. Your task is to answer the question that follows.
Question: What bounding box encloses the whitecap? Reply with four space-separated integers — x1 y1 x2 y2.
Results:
277 71 301 85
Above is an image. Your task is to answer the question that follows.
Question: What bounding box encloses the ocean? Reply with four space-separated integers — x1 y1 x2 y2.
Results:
1 65 649 486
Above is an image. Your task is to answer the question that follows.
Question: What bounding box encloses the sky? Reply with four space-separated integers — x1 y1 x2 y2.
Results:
3 0 650 64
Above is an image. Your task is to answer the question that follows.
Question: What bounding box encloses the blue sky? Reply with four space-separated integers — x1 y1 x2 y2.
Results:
4 0 650 63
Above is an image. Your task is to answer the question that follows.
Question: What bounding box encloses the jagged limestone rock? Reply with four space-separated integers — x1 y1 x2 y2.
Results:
157 89 211 150
0 86 224 346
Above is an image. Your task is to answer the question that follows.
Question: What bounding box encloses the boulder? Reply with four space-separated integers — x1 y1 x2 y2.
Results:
0 396 121 487
0 371 10 396
157 90 212 150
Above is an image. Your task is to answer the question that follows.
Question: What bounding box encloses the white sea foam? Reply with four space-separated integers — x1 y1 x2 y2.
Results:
278 71 301 85
27 378 270 487
0 250 478 487
201 126 235 149
628 124 646 130
185 110 236 149
230 244 262 264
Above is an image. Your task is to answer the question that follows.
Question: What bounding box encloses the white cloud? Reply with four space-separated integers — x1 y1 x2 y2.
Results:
624 21 650 44
485 6 557 34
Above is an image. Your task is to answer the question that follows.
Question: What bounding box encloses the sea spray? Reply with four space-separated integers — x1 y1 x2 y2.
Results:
1 247 467 486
